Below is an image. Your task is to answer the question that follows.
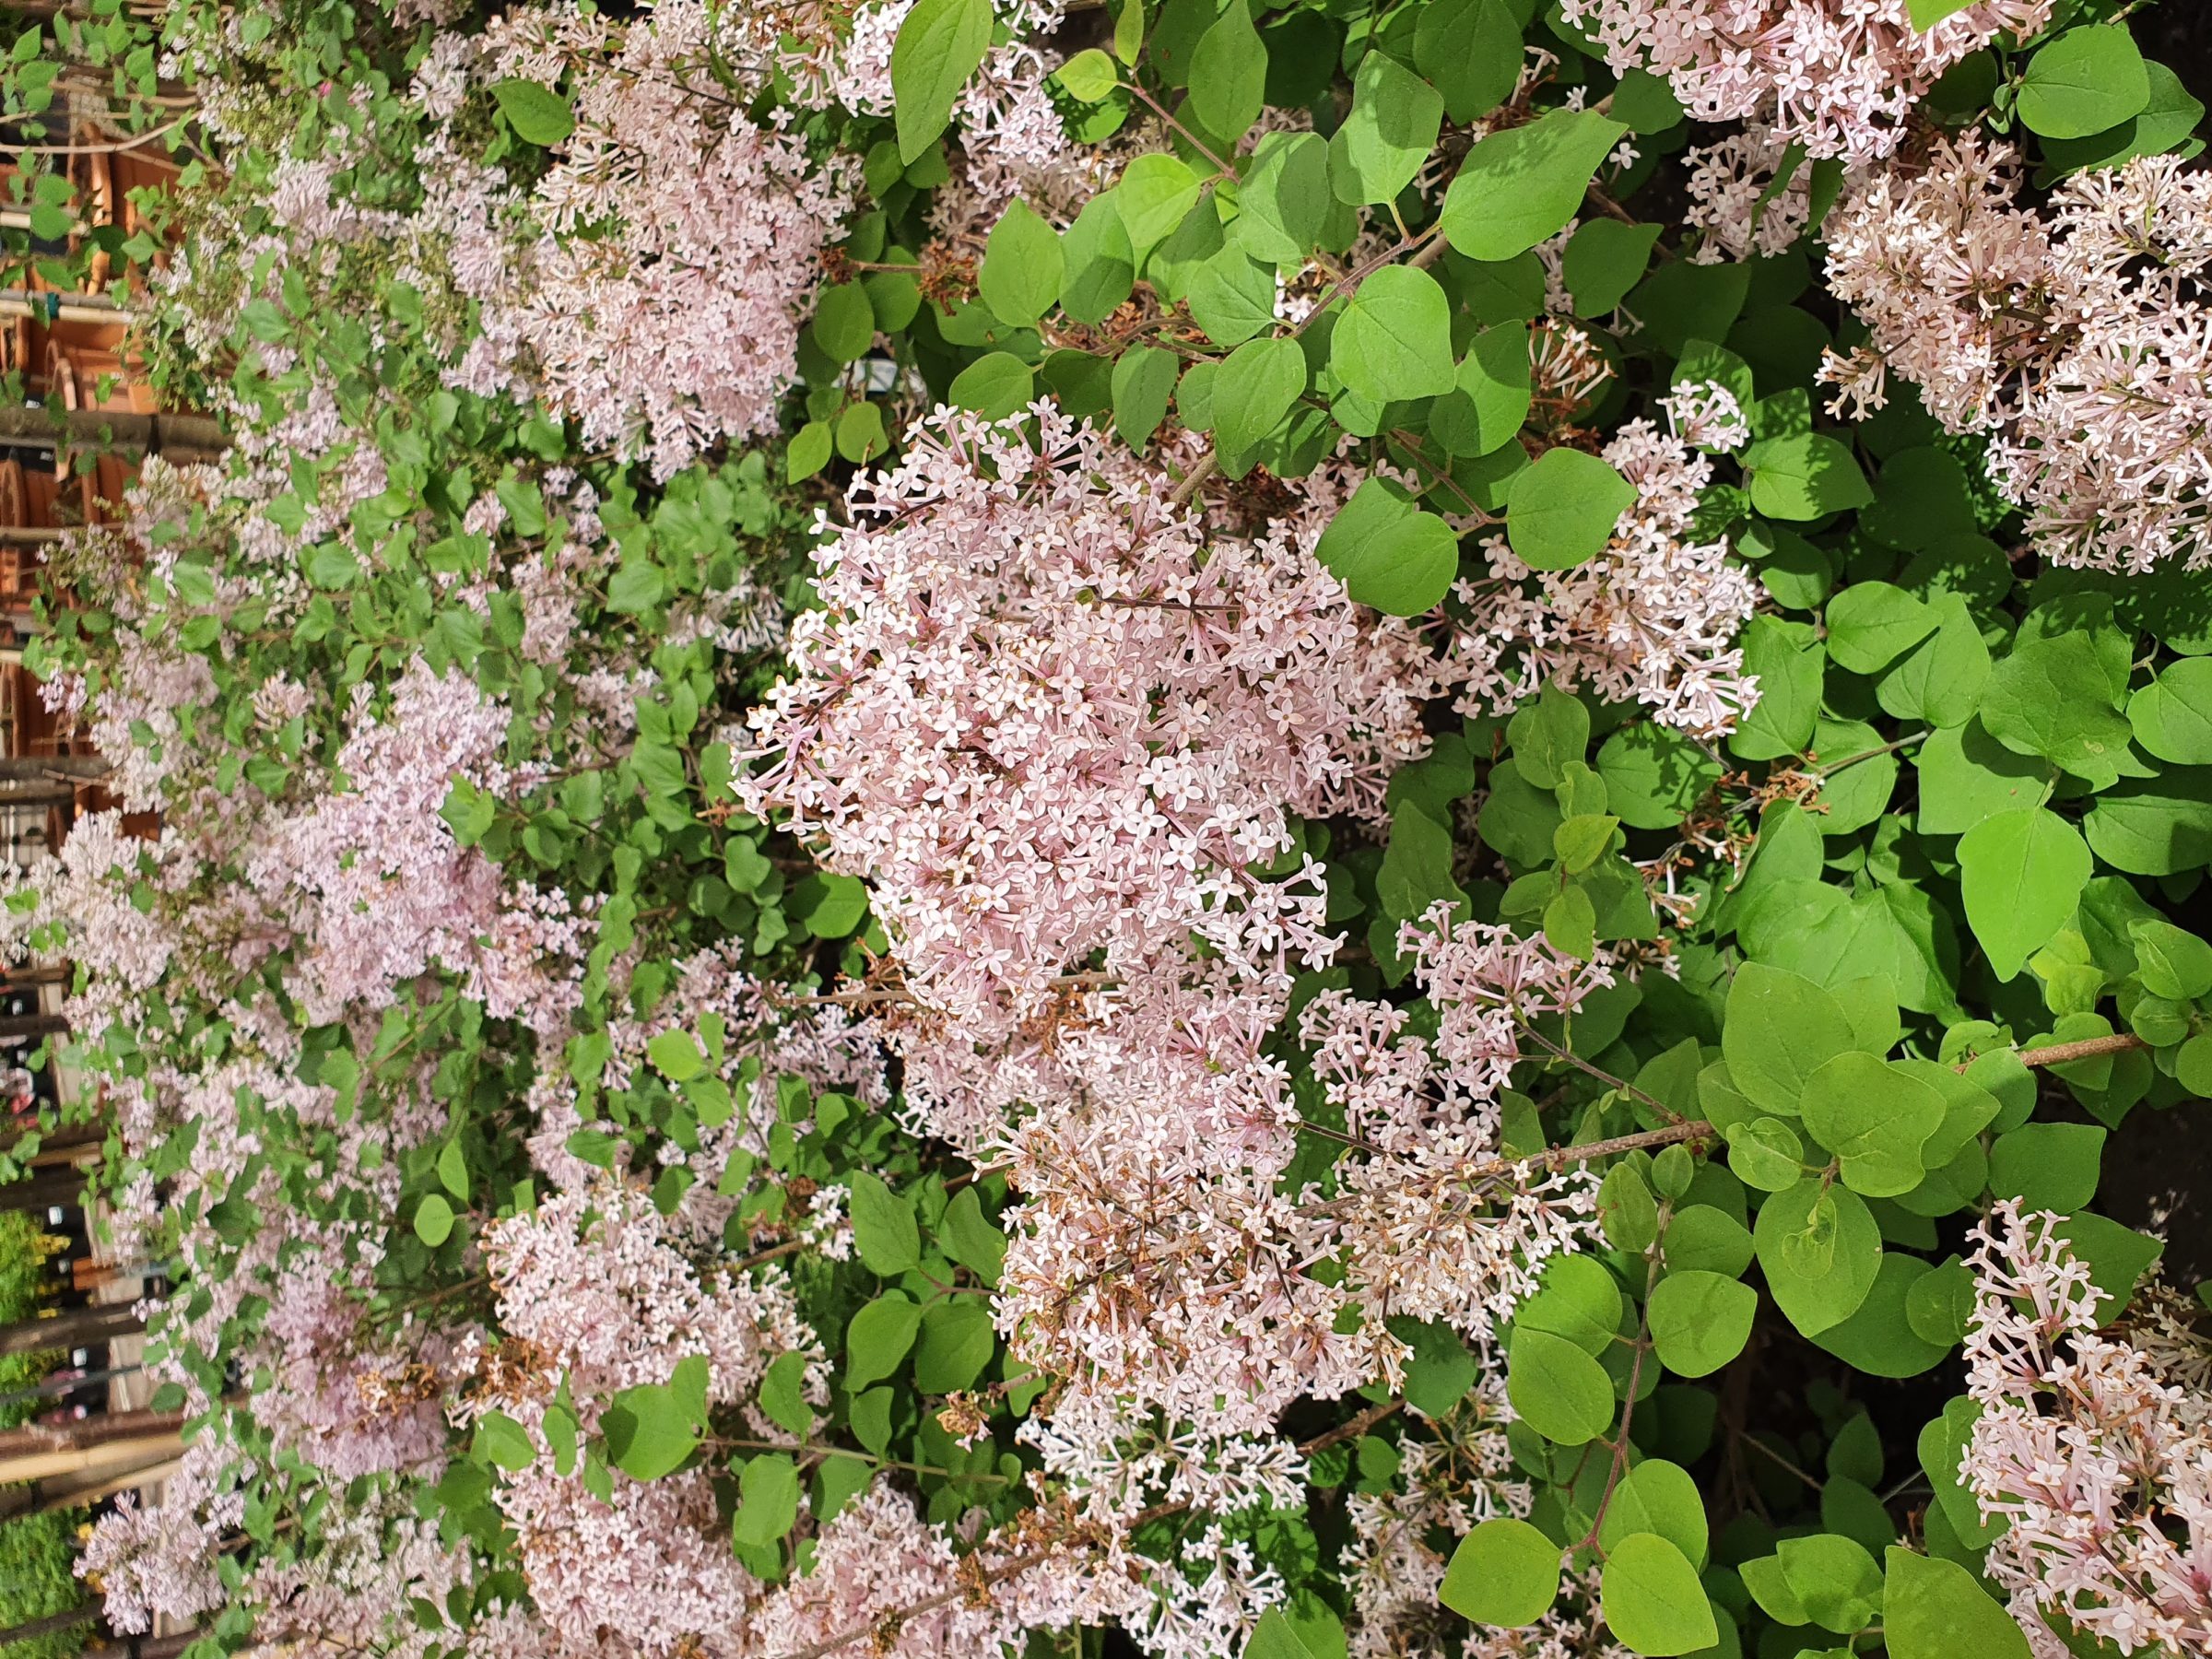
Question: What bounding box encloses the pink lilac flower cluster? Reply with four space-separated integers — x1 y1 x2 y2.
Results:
1558 0 2053 161
1447 417 1763 735
1959 1201 2212 1656
1829 142 2212 571
446 3 860 478
244 658 585 1037
238 1497 554 1659
471 1182 824 1657
1338 1385 1547 1659
739 403 1444 1043
5 793 486 1501
986 910 1605 1443
732 402 1640 1636
1821 131 2056 433
1301 909 1608 1356
15 612 733 1654
1682 126 1813 263
991 997 1358 1432
479 1179 814 1411
1019 1387 1313 1527
752 1478 1142 1658
74 1439 241 1633
821 0 1097 235
43 1032 463 1586
756 1439 1305 1659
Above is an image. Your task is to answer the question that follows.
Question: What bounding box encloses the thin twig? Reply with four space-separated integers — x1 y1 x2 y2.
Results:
1810 730 1927 777
733 1239 806 1270
1575 1247 1662 1552
1518 1025 1688 1125
719 1438 1006 1484
1957 1031 2149 1072
2018 1032 2149 1068
8 113 192 155
1734 1427 1824 1492
1168 453 1218 507
771 1402 1408 1659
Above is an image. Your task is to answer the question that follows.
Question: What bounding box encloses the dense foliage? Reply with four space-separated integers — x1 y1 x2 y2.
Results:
0 1212 64 1430
0 1509 90 1659
3 1 2210 1657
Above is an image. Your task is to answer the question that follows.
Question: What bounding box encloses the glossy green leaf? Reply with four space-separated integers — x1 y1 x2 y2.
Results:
1053 47 1119 101
414 1193 455 1248
2018 26 2150 139
1801 1053 1945 1197
2084 771 2212 876
646 1029 703 1082
1990 1122 2105 1214
786 418 832 482
1515 1252 1624 1355
1599 1458 1709 1568
2127 657 2212 763
1825 581 1936 674
913 1298 996 1392
1979 631 2136 789
1212 335 1308 459
732 1453 802 1548
1331 265 1457 403
947 351 1035 417
1111 345 1181 449
1915 719 2053 834
890 0 994 161
1504 446 1634 571
848 1171 921 1275
1599 1535 1719 1657
2131 918 2212 1001
1729 617 1825 761
1883 1547 2030 1659
1563 218 1660 318
1441 109 1628 260
845 1292 922 1391
1958 806 2092 982
1414 0 1524 123
1665 1205 1755 1277
978 199 1064 326
1755 1177 1882 1336
1776 1534 1882 1634
1184 245 1276 346
603 1357 710 1481
1811 1253 1955 1379
490 78 575 147
1646 1270 1756 1378
1433 324 1532 457
2041 60 2206 175
1315 478 1461 615
810 282 877 362
1877 594 1991 729
1722 962 1855 1116
1506 1325 1616 1444
1329 52 1443 206
1742 433 1873 520
1507 682 1590 790
1598 722 1723 830
1440 1518 1562 1627
1237 132 1332 264
1245 1609 1322 1659
1117 153 1204 263
1060 194 1136 322
1187 0 1267 143
475 1409 534 1471
757 1351 814 1437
